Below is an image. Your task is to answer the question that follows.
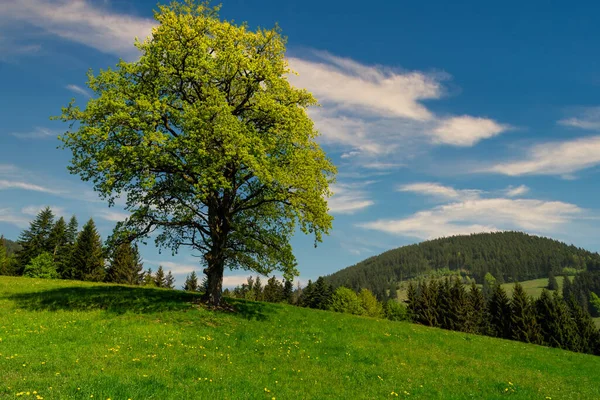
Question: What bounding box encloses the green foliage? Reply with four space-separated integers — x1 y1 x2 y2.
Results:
0 237 10 276
467 282 488 334
329 287 363 315
591 292 600 317
326 232 599 296
55 0 336 305
106 242 144 285
23 252 59 279
562 267 579 276
384 299 408 321
142 268 156 287
71 219 105 282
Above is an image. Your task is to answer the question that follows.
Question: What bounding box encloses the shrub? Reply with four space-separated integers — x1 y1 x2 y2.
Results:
23 252 59 279
358 288 384 318
384 300 409 321
329 287 363 315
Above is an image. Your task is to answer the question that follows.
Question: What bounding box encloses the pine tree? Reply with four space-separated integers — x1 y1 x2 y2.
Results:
567 296 600 355
283 279 293 303
200 275 210 293
58 216 79 278
417 280 438 327
263 276 284 303
548 272 559 290
406 281 418 321
23 252 60 279
535 289 579 351
48 217 67 258
300 280 315 307
106 242 144 285
142 268 155 286
510 282 542 344
154 266 167 288
0 236 9 276
488 284 512 339
71 219 105 282
16 207 55 273
388 282 398 300
448 276 468 332
467 282 487 334
183 271 199 291
562 275 573 301
165 271 175 289
253 276 263 301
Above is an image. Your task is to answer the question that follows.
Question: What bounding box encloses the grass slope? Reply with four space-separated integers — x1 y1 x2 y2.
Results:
1 277 600 399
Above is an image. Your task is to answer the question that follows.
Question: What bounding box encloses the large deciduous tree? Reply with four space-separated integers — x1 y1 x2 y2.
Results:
55 0 335 306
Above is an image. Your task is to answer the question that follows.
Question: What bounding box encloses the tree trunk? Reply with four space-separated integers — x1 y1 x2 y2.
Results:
203 259 224 306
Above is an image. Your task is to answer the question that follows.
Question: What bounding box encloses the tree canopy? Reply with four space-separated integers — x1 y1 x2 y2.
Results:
55 0 335 305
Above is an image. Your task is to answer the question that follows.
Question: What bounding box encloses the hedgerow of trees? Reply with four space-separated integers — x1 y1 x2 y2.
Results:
0 207 174 289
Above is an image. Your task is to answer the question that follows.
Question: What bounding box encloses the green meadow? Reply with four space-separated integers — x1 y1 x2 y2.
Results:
1 276 600 399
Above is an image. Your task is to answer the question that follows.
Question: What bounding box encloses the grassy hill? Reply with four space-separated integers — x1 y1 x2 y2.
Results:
1 277 600 399
326 231 600 296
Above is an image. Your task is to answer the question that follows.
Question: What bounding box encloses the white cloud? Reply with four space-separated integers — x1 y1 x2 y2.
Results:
11 127 56 139
0 0 155 59
558 107 600 130
0 179 61 194
0 208 30 228
359 183 583 240
488 135 600 176
398 182 482 201
21 205 66 218
66 84 91 98
97 210 129 222
431 116 509 146
289 53 443 121
328 182 374 214
505 185 529 197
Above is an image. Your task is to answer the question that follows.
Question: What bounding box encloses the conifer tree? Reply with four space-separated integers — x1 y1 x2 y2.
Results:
16 207 55 273
436 278 452 329
488 284 512 339
58 216 79 278
312 277 333 310
71 218 105 281
448 276 468 332
165 271 175 289
418 280 438 327
388 281 398 300
590 292 600 317
562 275 573 301
48 217 67 258
467 282 487 334
142 268 155 286
253 276 264 301
300 280 315 307
567 296 600 355
406 281 418 321
547 271 559 291
183 271 199 291
23 252 59 279
106 242 144 285
200 275 210 293
0 237 9 276
154 266 167 288
263 276 284 303
536 289 579 351
510 282 542 344
283 279 294 303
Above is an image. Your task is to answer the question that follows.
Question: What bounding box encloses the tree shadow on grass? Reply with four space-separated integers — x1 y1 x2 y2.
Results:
7 285 269 321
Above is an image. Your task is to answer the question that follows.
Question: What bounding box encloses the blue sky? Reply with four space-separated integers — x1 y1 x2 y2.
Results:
2 0 600 287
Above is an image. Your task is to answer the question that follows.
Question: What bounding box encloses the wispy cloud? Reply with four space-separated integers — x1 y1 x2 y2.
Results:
0 0 155 59
487 135 600 177
505 184 529 197
288 52 510 169
21 205 66 218
97 210 129 222
0 179 61 194
0 208 30 228
10 127 56 140
558 107 600 131
398 182 482 201
66 84 91 98
359 183 583 240
328 182 375 214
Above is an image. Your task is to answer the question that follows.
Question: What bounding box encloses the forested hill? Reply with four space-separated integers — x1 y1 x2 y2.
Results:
0 237 20 256
325 231 600 295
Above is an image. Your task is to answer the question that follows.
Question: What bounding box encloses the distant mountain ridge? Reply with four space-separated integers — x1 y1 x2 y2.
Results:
325 231 600 296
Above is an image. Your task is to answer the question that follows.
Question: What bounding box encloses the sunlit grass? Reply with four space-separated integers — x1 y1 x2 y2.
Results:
1 276 599 399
